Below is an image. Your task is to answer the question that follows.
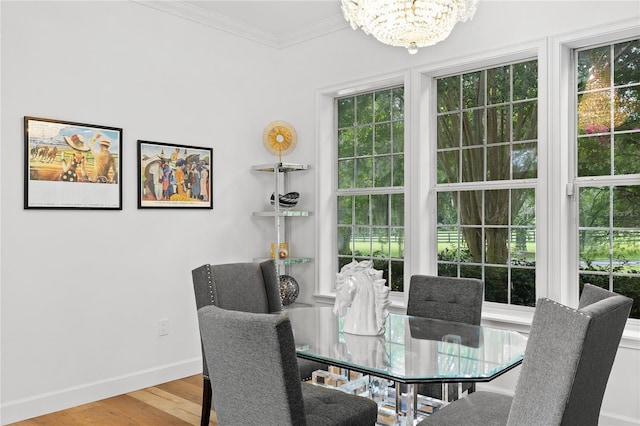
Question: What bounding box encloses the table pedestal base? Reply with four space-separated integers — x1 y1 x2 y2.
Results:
310 368 447 425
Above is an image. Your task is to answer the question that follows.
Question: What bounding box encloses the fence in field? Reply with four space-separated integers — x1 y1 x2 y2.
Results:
436 229 536 244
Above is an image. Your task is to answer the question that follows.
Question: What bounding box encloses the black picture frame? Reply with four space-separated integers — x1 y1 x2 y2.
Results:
24 116 122 209
137 140 213 209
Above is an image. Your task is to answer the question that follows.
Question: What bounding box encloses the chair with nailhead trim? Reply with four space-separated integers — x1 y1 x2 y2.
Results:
197 304 378 426
417 286 632 426
191 260 327 425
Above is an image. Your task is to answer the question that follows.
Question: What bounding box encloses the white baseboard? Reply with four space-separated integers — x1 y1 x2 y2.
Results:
597 412 640 426
3 358 636 425
1 358 202 425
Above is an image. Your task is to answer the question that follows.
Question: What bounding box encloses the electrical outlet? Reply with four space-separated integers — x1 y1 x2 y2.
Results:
158 319 169 336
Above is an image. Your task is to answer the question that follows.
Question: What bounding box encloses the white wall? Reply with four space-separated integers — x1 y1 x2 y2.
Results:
1 1 639 425
0 1 293 423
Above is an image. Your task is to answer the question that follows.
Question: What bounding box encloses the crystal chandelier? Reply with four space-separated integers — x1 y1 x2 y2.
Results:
341 0 478 54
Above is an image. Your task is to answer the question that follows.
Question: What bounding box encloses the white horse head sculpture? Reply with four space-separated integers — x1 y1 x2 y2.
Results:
333 260 390 335
335 332 391 370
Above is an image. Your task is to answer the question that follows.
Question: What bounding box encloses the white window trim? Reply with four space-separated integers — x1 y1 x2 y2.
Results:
313 20 640 349
412 38 548 327
315 70 410 307
551 18 640 347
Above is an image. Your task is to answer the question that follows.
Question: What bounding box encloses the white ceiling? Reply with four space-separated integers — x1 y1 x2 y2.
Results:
133 0 349 48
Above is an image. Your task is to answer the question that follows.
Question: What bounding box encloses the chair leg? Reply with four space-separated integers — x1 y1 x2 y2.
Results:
201 376 212 426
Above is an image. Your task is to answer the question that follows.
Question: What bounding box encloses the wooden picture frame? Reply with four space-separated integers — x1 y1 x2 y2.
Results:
24 116 122 209
137 140 213 209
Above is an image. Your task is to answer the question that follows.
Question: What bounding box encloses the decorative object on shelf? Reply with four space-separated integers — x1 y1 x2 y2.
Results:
279 274 299 305
341 0 478 54
278 242 289 259
262 121 297 162
252 162 311 277
333 260 390 336
270 192 299 209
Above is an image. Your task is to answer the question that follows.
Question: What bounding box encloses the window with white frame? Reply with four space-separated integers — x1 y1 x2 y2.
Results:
574 38 640 319
320 27 638 330
336 86 405 292
435 60 539 307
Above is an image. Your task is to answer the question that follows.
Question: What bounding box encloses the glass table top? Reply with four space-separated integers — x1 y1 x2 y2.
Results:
286 306 528 384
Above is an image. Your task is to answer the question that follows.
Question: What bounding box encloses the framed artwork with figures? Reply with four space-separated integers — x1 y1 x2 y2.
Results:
24 116 122 209
137 140 213 209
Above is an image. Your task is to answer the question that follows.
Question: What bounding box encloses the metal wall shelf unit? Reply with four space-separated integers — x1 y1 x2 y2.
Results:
251 162 312 275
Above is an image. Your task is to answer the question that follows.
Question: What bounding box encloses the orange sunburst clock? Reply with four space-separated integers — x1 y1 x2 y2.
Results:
262 121 298 162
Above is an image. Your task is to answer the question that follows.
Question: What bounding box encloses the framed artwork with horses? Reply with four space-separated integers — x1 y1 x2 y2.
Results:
137 140 213 209
24 116 122 209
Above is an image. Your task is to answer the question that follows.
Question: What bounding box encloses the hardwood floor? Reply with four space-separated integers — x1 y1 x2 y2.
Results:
10 375 217 425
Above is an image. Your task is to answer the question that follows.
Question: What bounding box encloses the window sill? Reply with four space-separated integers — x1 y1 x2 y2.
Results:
314 292 640 350
482 304 639 349
314 292 406 312
481 303 535 334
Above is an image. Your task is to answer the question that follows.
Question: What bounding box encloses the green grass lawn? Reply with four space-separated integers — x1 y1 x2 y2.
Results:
347 239 639 273
348 240 404 258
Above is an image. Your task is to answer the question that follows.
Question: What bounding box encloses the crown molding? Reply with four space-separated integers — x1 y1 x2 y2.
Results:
131 0 348 49
279 14 348 48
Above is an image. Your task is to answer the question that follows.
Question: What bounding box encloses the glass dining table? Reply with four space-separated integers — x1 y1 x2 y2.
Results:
286 306 528 424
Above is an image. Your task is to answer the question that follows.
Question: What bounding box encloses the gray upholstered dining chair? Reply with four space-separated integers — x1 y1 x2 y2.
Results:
406 275 484 401
578 282 623 308
198 304 379 426
191 260 327 425
417 285 632 426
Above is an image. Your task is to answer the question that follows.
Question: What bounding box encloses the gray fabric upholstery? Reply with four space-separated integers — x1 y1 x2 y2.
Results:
407 275 483 400
507 298 594 425
418 290 632 426
407 275 483 325
578 282 619 309
192 260 282 314
553 293 632 424
408 317 479 348
301 382 378 426
192 260 326 379
191 260 327 423
418 391 513 426
191 260 282 381
198 305 378 426
298 359 328 382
